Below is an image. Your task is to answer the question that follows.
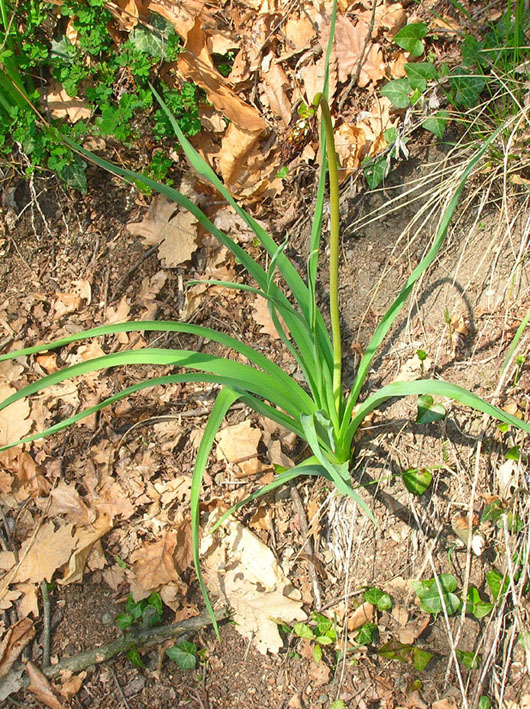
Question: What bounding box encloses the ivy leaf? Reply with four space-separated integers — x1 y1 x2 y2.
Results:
356 622 377 645
381 78 411 108
402 467 432 495
405 62 438 91
466 587 494 619
423 111 449 139
486 569 508 601
412 574 461 616
412 647 433 671
313 643 322 663
364 156 389 189
293 622 315 639
416 394 446 424
449 69 485 108
127 648 145 667
456 649 481 669
394 23 428 56
166 641 197 670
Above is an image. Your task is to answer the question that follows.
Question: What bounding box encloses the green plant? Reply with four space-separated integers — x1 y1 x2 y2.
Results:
412 573 497 620
378 639 433 671
371 4 530 188
1 1 530 636
116 592 163 631
0 0 200 189
166 640 205 670
293 612 338 663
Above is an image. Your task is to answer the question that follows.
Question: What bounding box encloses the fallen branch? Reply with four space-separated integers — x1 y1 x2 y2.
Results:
43 607 230 679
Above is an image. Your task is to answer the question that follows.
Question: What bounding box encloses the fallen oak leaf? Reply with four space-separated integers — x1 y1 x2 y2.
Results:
27 661 65 709
177 19 266 133
127 194 199 267
0 617 35 678
201 513 306 654
14 521 75 584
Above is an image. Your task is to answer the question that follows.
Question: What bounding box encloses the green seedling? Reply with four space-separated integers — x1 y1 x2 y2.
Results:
402 467 433 496
465 587 494 619
378 640 433 671
166 640 204 670
513 354 526 386
417 349 427 378
355 622 378 645
416 394 446 424
363 586 392 611
456 649 481 670
412 574 461 617
1 0 530 637
293 612 338 663
116 592 163 631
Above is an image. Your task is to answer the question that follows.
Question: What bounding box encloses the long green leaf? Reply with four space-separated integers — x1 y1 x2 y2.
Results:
0 348 314 420
341 121 508 432
344 378 530 452
210 456 333 533
301 413 375 522
0 373 304 452
191 387 242 637
501 307 530 374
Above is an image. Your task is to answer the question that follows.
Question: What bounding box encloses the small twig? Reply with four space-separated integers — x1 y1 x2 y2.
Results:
110 665 131 709
289 483 322 609
42 607 230 679
40 581 51 668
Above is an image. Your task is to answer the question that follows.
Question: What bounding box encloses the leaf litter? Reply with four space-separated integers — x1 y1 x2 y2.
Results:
1 0 524 705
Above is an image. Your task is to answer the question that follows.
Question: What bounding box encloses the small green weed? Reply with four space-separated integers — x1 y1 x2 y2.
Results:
116 592 163 631
412 573 498 620
166 640 205 670
0 0 201 190
369 3 530 187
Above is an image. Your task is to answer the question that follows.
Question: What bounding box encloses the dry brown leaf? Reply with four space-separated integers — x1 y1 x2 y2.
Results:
27 661 65 709
146 0 212 40
398 615 430 645
0 384 31 447
14 521 75 584
251 295 283 339
112 0 140 30
48 481 94 526
261 58 292 126
102 564 127 591
16 583 39 618
35 353 58 374
127 195 199 267
0 617 35 678
309 660 330 687
45 80 91 123
177 19 266 133
332 17 385 87
217 122 263 189
0 589 21 611
58 671 85 700
60 513 113 585
347 601 374 631
201 513 306 654
301 52 337 105
53 279 91 318
335 122 368 170
432 701 458 709
216 420 261 464
284 15 315 52
130 530 184 598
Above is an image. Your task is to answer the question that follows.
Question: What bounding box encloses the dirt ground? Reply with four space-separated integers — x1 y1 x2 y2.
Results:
1 126 530 709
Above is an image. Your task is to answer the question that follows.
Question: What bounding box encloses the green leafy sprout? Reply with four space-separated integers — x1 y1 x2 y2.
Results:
1 0 530 638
